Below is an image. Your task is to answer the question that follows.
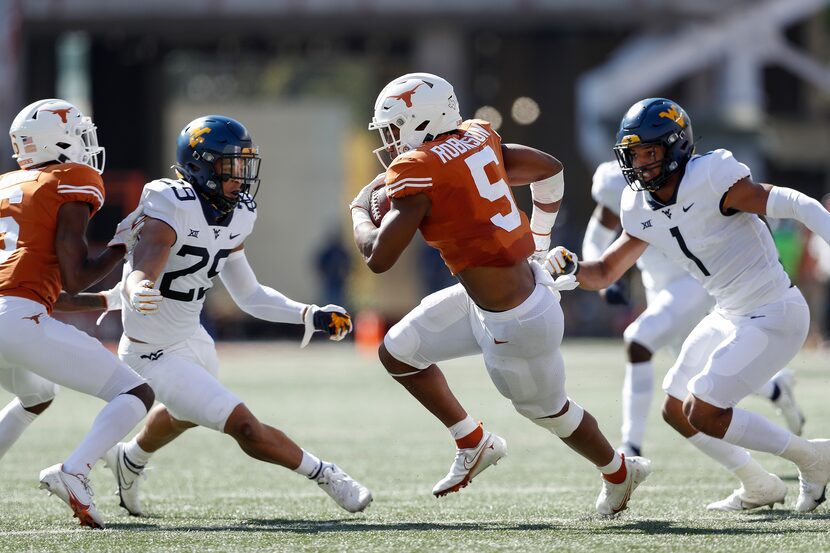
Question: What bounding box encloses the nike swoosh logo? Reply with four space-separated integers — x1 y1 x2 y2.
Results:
493 339 509 345
750 315 766 319
682 203 695 212
229 233 241 240
462 441 488 470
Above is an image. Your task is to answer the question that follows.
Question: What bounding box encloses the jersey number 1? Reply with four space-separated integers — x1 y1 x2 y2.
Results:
464 145 521 232
669 226 710 276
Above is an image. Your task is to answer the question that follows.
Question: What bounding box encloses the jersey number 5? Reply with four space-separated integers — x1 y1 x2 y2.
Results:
0 216 20 263
464 145 521 232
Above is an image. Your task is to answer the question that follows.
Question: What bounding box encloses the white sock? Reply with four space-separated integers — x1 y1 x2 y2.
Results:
621 361 653 448
779 435 817 468
63 394 147 477
733 456 772 484
597 452 623 475
722 408 791 455
0 399 38 461
124 437 153 467
448 415 477 441
295 450 323 479
686 432 752 472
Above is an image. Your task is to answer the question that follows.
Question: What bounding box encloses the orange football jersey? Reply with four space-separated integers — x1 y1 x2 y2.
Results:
0 163 105 311
385 120 533 274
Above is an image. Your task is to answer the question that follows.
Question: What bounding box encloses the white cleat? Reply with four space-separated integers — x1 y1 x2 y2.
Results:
103 442 145 516
771 369 805 436
314 462 373 513
432 430 507 497
796 439 830 512
706 473 787 511
38 464 104 529
595 456 652 516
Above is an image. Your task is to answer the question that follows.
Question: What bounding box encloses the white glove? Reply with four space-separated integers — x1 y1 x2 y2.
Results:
108 205 146 253
545 246 578 276
96 281 124 325
349 173 386 213
129 279 162 315
529 260 579 297
301 304 354 348
529 232 551 263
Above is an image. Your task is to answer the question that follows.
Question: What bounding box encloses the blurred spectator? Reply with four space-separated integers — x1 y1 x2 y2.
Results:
315 230 352 308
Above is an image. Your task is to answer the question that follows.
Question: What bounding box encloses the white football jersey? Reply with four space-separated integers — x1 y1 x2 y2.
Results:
122 179 257 344
591 161 686 291
620 149 791 315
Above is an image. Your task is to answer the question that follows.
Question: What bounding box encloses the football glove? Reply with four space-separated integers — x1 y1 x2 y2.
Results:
96 281 124 325
349 173 386 213
545 246 578 276
529 232 551 263
601 279 629 306
108 205 146 253
129 279 162 315
301 304 354 348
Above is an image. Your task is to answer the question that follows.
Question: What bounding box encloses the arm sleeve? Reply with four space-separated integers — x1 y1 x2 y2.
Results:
56 165 105 215
767 186 830 244
219 250 307 324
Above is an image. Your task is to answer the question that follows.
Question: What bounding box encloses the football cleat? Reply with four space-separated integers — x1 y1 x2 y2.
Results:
595 456 652 516
706 473 787 511
770 370 805 436
103 442 145 516
38 464 104 529
314 462 373 513
795 439 830 512
432 430 507 497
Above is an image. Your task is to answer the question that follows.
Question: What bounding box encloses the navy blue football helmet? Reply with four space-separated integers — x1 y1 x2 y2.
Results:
174 115 261 213
613 98 694 192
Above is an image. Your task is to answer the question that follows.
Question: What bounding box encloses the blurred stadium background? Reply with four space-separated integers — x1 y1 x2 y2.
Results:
1 0 830 346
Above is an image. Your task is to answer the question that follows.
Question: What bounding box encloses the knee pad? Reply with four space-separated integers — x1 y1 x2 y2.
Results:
532 399 584 438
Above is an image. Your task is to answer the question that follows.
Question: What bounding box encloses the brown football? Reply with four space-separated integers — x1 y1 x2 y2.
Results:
370 186 391 226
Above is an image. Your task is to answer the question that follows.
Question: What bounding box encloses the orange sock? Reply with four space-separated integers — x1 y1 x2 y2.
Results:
455 424 484 449
601 453 628 484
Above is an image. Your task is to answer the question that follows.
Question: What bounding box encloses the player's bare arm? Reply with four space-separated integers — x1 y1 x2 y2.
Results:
126 217 175 290
502 143 564 260
723 177 830 243
555 232 647 290
55 201 127 294
353 192 431 273
54 291 106 312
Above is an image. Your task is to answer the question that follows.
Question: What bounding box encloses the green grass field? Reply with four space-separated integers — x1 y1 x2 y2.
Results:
1 340 828 552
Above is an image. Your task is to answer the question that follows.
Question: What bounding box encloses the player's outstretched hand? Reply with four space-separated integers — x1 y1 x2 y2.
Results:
301 304 354 348
529 232 551 263
129 279 162 315
109 205 146 253
96 281 124 325
545 246 578 276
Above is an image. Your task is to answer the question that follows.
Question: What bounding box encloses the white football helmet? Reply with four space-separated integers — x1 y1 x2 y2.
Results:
369 72 461 167
9 99 105 173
